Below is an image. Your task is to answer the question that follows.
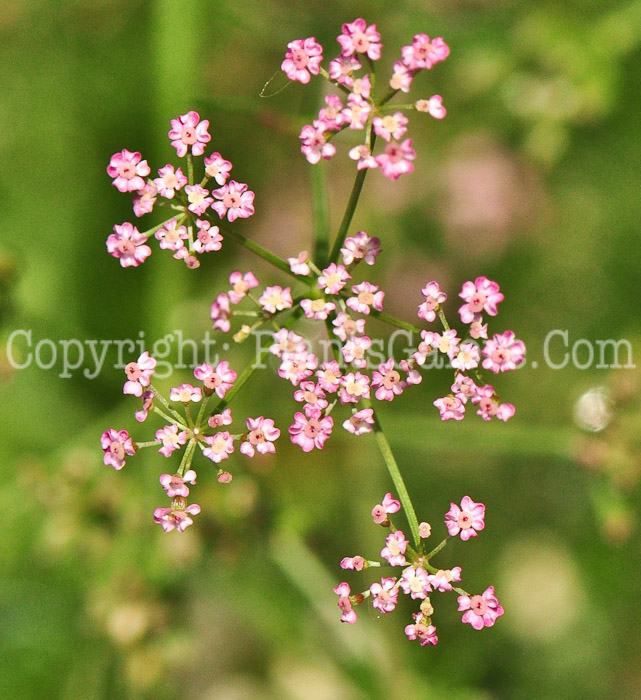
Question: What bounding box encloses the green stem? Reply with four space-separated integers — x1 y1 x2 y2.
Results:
152 405 188 429
149 383 185 423
178 438 197 477
134 440 161 449
310 162 330 267
425 537 448 561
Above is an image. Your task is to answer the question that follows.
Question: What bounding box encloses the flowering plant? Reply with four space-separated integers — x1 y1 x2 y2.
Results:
101 18 524 647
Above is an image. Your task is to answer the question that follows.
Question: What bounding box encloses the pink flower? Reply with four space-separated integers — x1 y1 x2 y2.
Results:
402 34 450 70
333 582 357 624
211 180 255 222
415 95 447 119
154 164 187 198
132 182 157 217
203 431 235 463
343 407 375 435
428 567 462 592
331 312 366 342
208 408 233 428
371 358 405 401
342 93 371 130
270 329 307 358
169 383 202 403
445 496 485 540
194 360 237 398
316 360 342 393
400 358 422 386
405 614 438 646
348 144 378 170
351 74 371 100
259 285 293 314
318 262 351 294
400 566 431 599
281 37 323 84
107 149 150 193
287 251 311 276
159 470 197 498
328 54 361 86
337 18 382 61
155 218 189 251
418 281 447 323
381 530 408 566
300 297 336 320
123 351 156 397
135 390 154 422
471 384 515 422
370 577 398 614
341 335 371 368
459 277 504 323
339 372 371 403
373 112 408 142
173 248 200 268
153 501 201 532
293 381 328 415
185 184 213 215
458 586 504 629
482 331 526 373
450 342 481 371
418 522 432 538
228 270 259 304
434 329 461 359
289 410 333 452
106 222 152 267
340 556 366 571
155 424 188 458
375 139 416 180
240 416 280 457
389 61 414 93
204 152 232 185
346 282 384 315
341 231 381 266
299 124 336 164
210 293 232 333
316 94 345 131
470 320 488 340
371 492 401 524
434 395 465 421
193 219 223 253
278 352 318 385
452 375 477 404
168 110 211 157
100 428 136 470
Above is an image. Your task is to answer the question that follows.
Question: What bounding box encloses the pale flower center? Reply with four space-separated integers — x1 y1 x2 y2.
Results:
311 298 326 312
381 115 400 133
457 510 473 529
382 370 400 389
357 291 374 306
469 292 487 313
353 32 370 52
470 595 488 615
119 162 136 178
292 49 308 68
181 126 197 144
387 539 401 556
110 441 125 460
118 240 135 255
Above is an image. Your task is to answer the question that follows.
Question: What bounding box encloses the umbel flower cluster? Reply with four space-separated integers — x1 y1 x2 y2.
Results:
335 494 504 645
101 18 523 647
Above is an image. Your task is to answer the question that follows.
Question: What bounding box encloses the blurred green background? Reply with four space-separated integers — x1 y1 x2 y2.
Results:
2 0 641 698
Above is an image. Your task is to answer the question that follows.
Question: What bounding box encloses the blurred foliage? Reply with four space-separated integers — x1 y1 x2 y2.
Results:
1 0 641 698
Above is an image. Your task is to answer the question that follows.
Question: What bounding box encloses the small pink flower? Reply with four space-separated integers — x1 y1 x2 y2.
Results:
168 110 211 158
342 93 371 130
371 358 405 401
339 372 371 403
400 358 422 386
458 586 504 629
470 320 489 340
370 577 398 614
333 582 357 624
185 184 213 216
316 360 343 393
328 54 361 86
340 556 366 571
208 408 233 428
155 424 188 458
154 501 201 532
389 61 414 93
341 335 371 368
287 251 311 276
159 470 197 498
293 381 328 415
346 281 384 315
418 281 447 323
107 149 150 193
299 124 336 164
434 395 465 421
482 331 526 373
203 431 235 463
106 222 152 267
405 614 438 646
402 34 450 70
100 428 136 470
169 383 202 403
445 496 485 540
173 248 200 268
471 384 515 422
281 37 323 84
228 270 259 304
193 219 223 254
375 139 416 180
204 152 232 185
288 410 333 452
351 74 372 100
316 94 345 131
343 407 375 435
373 112 408 142
348 144 378 170
210 293 232 333
418 522 431 538
434 329 461 359
132 182 157 217
155 218 189 251
154 164 187 198
318 262 351 295
337 18 382 61
452 375 477 404
331 313 366 343
123 351 156 397
428 567 462 592
459 277 504 323
415 95 447 119
381 530 408 566
371 492 401 524
240 416 280 457
259 285 293 314
194 360 237 398
301 297 336 320
135 390 154 422
211 180 255 222
270 329 307 358
400 566 431 599
341 231 381 266
450 342 480 371
278 352 318 385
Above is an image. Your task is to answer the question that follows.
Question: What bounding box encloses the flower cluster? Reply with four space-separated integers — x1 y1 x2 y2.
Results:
334 494 504 645
283 19 450 179
106 110 254 268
